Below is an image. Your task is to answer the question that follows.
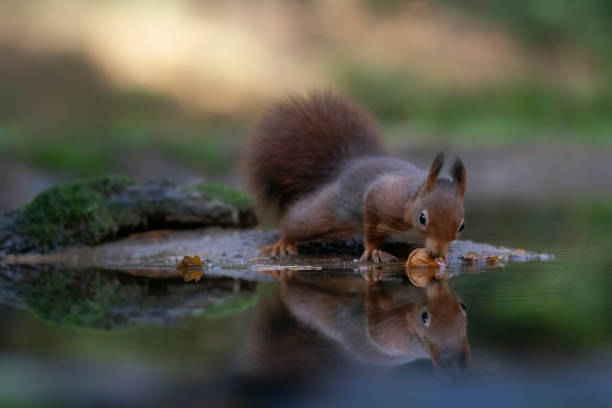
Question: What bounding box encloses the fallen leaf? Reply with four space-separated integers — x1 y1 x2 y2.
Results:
461 252 505 263
176 255 204 282
176 255 204 267
177 268 203 283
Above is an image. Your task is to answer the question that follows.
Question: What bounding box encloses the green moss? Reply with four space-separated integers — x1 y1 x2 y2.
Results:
12 176 253 250
21 266 258 330
202 291 259 320
20 175 135 247
186 182 254 212
24 268 141 330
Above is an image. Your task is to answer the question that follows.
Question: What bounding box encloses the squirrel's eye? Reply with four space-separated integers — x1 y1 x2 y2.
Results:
458 222 465 232
460 302 467 311
419 212 427 226
421 310 430 326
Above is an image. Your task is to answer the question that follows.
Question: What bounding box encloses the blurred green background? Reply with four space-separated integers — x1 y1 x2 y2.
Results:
1 0 611 213
2 3 612 406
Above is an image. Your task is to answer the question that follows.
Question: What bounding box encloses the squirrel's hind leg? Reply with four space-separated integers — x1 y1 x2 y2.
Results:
261 187 358 258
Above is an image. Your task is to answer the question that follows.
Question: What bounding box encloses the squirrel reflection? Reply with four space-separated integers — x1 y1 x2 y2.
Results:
246 271 470 380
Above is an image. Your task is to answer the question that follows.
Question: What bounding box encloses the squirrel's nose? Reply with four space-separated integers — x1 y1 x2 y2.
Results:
428 251 449 265
433 350 469 380
427 249 446 260
425 239 449 261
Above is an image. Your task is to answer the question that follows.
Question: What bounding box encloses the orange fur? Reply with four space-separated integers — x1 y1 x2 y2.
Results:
244 92 466 261
245 91 384 212
248 272 470 378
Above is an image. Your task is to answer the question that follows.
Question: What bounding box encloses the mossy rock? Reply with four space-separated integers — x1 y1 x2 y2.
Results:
1 175 257 254
17 265 260 330
20 175 135 248
24 267 140 330
202 291 260 320
185 181 254 212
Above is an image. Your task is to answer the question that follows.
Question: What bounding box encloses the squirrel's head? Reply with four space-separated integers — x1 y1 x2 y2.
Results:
365 280 470 378
408 153 466 260
420 280 470 378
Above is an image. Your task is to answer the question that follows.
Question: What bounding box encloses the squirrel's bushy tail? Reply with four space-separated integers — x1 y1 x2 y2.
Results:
244 91 385 213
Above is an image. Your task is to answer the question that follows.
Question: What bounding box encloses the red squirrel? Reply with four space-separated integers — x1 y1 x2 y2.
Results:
245 92 466 262
248 271 470 379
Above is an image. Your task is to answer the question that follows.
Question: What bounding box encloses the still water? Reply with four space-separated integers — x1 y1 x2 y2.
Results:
1 202 611 407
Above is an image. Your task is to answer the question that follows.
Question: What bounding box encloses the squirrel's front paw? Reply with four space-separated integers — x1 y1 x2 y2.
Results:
260 240 298 257
360 248 397 263
360 268 385 283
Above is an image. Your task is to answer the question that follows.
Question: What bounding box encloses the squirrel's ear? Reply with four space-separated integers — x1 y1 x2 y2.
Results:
425 152 444 192
451 158 466 198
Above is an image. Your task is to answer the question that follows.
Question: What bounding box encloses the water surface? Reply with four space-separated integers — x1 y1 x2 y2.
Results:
1 202 611 407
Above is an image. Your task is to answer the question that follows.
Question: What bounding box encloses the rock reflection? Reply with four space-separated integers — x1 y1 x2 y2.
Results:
0 263 258 329
248 270 469 379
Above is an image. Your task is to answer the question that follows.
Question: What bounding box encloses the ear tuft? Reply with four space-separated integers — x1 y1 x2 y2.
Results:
425 152 444 192
451 157 466 197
